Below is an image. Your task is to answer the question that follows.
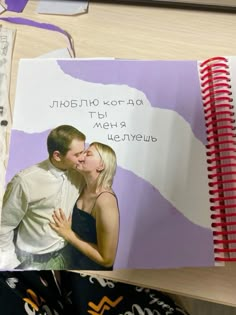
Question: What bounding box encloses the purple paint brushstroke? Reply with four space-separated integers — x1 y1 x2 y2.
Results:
0 17 75 56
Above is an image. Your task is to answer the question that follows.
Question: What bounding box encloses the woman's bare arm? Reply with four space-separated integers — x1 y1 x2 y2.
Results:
50 193 119 267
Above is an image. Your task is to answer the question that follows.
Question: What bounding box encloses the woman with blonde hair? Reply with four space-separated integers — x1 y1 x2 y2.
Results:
50 142 119 270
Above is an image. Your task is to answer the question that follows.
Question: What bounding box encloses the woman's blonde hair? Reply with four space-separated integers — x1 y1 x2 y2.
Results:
90 142 117 190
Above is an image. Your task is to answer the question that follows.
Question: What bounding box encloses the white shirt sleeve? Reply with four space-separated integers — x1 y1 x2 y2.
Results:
0 175 28 269
0 248 21 269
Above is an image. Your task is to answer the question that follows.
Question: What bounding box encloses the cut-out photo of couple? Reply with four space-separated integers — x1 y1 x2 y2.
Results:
1 59 218 271
0 125 119 270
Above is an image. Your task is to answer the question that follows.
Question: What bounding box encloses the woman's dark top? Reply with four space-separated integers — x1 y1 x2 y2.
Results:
67 191 116 270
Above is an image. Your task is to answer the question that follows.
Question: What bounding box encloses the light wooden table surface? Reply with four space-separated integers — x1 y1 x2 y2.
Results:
1 0 236 308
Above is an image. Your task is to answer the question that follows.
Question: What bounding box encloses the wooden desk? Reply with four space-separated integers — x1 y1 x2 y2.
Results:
3 1 236 103
1 0 236 309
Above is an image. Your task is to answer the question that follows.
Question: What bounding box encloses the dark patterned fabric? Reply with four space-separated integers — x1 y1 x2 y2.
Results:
61 271 189 315
0 271 189 315
0 271 64 315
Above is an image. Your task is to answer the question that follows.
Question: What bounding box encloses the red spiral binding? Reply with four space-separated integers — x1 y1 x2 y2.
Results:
199 56 236 262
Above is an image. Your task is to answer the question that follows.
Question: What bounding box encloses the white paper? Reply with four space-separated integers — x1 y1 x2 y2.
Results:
37 0 89 16
0 3 6 14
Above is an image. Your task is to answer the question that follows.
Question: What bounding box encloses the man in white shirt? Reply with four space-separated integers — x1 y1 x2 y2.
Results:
0 124 86 270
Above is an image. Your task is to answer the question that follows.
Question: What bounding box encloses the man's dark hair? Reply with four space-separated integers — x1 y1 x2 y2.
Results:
47 125 86 158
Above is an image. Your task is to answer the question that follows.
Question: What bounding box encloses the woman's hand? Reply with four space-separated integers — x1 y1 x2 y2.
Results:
49 208 73 241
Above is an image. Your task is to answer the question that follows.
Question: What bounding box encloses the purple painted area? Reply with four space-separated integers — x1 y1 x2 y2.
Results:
114 168 214 268
6 130 50 184
5 0 28 12
5 130 215 269
57 60 206 144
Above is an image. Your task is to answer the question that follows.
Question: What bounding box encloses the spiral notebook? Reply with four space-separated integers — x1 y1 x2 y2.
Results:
0 56 236 270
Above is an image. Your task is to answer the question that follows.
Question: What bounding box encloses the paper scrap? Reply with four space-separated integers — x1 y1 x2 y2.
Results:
4 0 28 12
0 26 15 218
0 3 6 14
37 0 89 16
